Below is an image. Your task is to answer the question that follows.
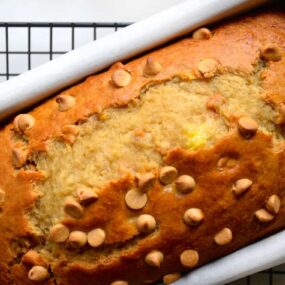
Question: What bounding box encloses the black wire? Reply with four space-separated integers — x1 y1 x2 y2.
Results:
5 24 9 80
27 24 31 70
93 23 97 41
0 51 67 55
269 269 273 285
49 23 53 61
0 22 130 28
71 24 75 50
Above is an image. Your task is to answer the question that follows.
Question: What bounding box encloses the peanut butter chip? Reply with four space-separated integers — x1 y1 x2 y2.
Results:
255 209 275 223
232 178 253 196
137 173 156 193
192 27 212 40
56 94 76 112
49 224 70 243
266 195 280 215
261 44 282 62
111 281 128 285
143 57 162 76
145 250 164 267
183 208 204 226
13 114 35 133
180 249 199 268
111 69 131 87
62 124 79 135
136 214 156 233
175 175 196 194
12 147 28 168
68 231 87 248
238 117 258 138
87 228 106 248
214 227 233 246
62 124 79 144
197 58 219 78
159 166 178 185
217 156 236 171
125 189 148 210
0 188 5 205
22 250 46 267
163 273 181 285
28 266 49 282
76 186 98 206
64 197 84 219
206 92 225 112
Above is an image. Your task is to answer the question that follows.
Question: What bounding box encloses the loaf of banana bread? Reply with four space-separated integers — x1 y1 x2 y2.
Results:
1 5 285 285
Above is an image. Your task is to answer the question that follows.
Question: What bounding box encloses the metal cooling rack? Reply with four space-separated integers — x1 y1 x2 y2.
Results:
0 22 284 285
0 22 129 81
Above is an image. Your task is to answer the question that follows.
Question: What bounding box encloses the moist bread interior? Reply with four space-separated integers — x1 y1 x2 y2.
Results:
30 69 279 261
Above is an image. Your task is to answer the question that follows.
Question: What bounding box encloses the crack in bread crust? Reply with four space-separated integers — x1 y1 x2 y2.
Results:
30 71 278 238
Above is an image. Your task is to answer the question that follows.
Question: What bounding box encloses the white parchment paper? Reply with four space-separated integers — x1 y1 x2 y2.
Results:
176 230 285 285
2 0 284 284
0 0 268 121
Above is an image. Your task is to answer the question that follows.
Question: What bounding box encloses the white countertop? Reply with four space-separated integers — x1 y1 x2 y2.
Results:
0 0 183 22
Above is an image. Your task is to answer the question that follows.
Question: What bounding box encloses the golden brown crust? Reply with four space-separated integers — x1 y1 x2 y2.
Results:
1 5 285 285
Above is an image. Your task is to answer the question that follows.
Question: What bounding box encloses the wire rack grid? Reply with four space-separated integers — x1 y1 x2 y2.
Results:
0 22 285 285
0 22 129 81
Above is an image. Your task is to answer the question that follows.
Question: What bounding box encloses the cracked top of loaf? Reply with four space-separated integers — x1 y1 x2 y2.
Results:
0 4 285 285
